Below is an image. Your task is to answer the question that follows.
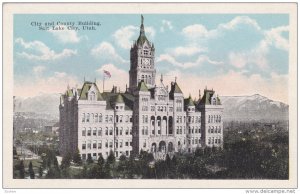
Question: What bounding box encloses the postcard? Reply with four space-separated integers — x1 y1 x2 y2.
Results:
2 2 297 189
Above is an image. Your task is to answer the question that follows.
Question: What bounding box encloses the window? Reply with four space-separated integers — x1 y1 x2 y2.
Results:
89 91 96 101
93 141 97 149
82 128 86 136
120 116 123 123
109 116 113 123
82 113 85 122
82 154 86 160
116 115 119 123
120 141 123 148
126 128 129 135
105 128 108 135
98 141 102 149
208 138 211 144
82 143 86 150
218 126 221 133
109 128 113 135
126 116 129 123
99 114 103 122
109 141 113 148
169 107 173 112
105 115 108 123
87 142 91 149
125 142 129 146
91 113 94 123
151 106 155 111
87 128 91 136
116 127 119 136
105 141 108 148
98 128 102 136
143 140 146 148
93 129 97 136
86 113 90 122
211 127 214 134
120 128 123 136
95 114 98 122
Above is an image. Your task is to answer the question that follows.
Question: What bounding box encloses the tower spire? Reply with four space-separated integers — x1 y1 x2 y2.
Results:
140 14 145 36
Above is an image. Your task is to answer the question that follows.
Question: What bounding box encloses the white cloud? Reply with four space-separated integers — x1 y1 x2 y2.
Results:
265 25 289 51
182 16 261 41
33 66 46 76
228 40 269 70
182 24 212 40
171 45 207 57
91 41 128 63
157 54 223 69
113 25 156 49
14 71 79 98
49 25 81 43
15 38 77 61
219 16 261 31
160 20 173 32
96 64 128 92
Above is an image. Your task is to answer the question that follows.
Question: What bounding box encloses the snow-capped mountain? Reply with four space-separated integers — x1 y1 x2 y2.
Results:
14 93 61 119
14 93 289 122
220 94 289 121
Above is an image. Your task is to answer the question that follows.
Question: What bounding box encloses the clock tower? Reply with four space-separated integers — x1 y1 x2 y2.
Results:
129 15 156 93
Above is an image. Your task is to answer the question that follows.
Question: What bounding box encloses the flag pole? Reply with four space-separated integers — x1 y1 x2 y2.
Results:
103 74 105 92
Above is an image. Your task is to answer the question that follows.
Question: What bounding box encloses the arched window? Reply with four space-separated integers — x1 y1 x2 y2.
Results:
95 114 98 122
99 114 102 122
82 113 85 122
89 91 96 101
86 113 90 122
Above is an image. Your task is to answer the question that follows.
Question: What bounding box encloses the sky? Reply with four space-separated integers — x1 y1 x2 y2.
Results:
13 14 289 103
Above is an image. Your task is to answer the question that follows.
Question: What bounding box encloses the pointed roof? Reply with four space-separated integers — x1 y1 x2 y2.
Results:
137 80 148 91
115 93 125 103
187 95 195 106
79 81 104 101
137 15 149 46
199 89 221 105
170 82 183 94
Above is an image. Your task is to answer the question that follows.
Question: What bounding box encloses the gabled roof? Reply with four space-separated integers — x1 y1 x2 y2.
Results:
101 92 134 110
79 81 104 101
199 89 221 105
137 80 148 92
170 82 183 94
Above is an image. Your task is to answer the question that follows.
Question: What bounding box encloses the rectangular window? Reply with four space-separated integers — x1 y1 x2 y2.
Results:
98 142 102 149
125 142 129 146
93 142 97 149
105 128 108 135
105 141 108 148
98 129 102 136
109 141 113 148
82 143 86 150
120 142 123 148
105 115 108 123
93 130 97 136
109 129 113 135
82 129 86 136
87 129 91 136
87 142 91 149
82 154 86 160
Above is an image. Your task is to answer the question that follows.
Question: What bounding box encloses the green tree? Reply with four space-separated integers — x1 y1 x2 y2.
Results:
28 161 35 179
19 160 25 179
117 154 128 178
86 154 93 164
61 152 72 169
73 149 82 165
97 154 105 167
39 165 43 178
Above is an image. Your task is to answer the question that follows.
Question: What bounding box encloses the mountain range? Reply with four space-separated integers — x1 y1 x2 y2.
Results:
14 93 288 122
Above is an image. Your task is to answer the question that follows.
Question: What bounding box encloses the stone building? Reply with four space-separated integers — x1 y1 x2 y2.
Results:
59 15 223 160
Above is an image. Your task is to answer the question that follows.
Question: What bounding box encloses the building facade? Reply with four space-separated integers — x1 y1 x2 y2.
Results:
59 16 223 160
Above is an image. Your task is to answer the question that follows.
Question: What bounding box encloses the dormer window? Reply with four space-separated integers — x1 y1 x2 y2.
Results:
89 91 96 101
212 98 216 105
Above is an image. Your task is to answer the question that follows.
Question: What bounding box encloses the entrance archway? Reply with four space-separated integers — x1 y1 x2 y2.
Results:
158 141 166 152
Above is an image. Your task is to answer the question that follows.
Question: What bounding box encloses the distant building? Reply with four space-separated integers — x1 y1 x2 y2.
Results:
59 16 224 160
44 123 59 134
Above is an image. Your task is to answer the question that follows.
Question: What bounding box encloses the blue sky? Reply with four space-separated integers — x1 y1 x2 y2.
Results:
14 14 289 103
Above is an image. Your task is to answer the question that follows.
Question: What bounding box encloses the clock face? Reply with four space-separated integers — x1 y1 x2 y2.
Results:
142 58 150 66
